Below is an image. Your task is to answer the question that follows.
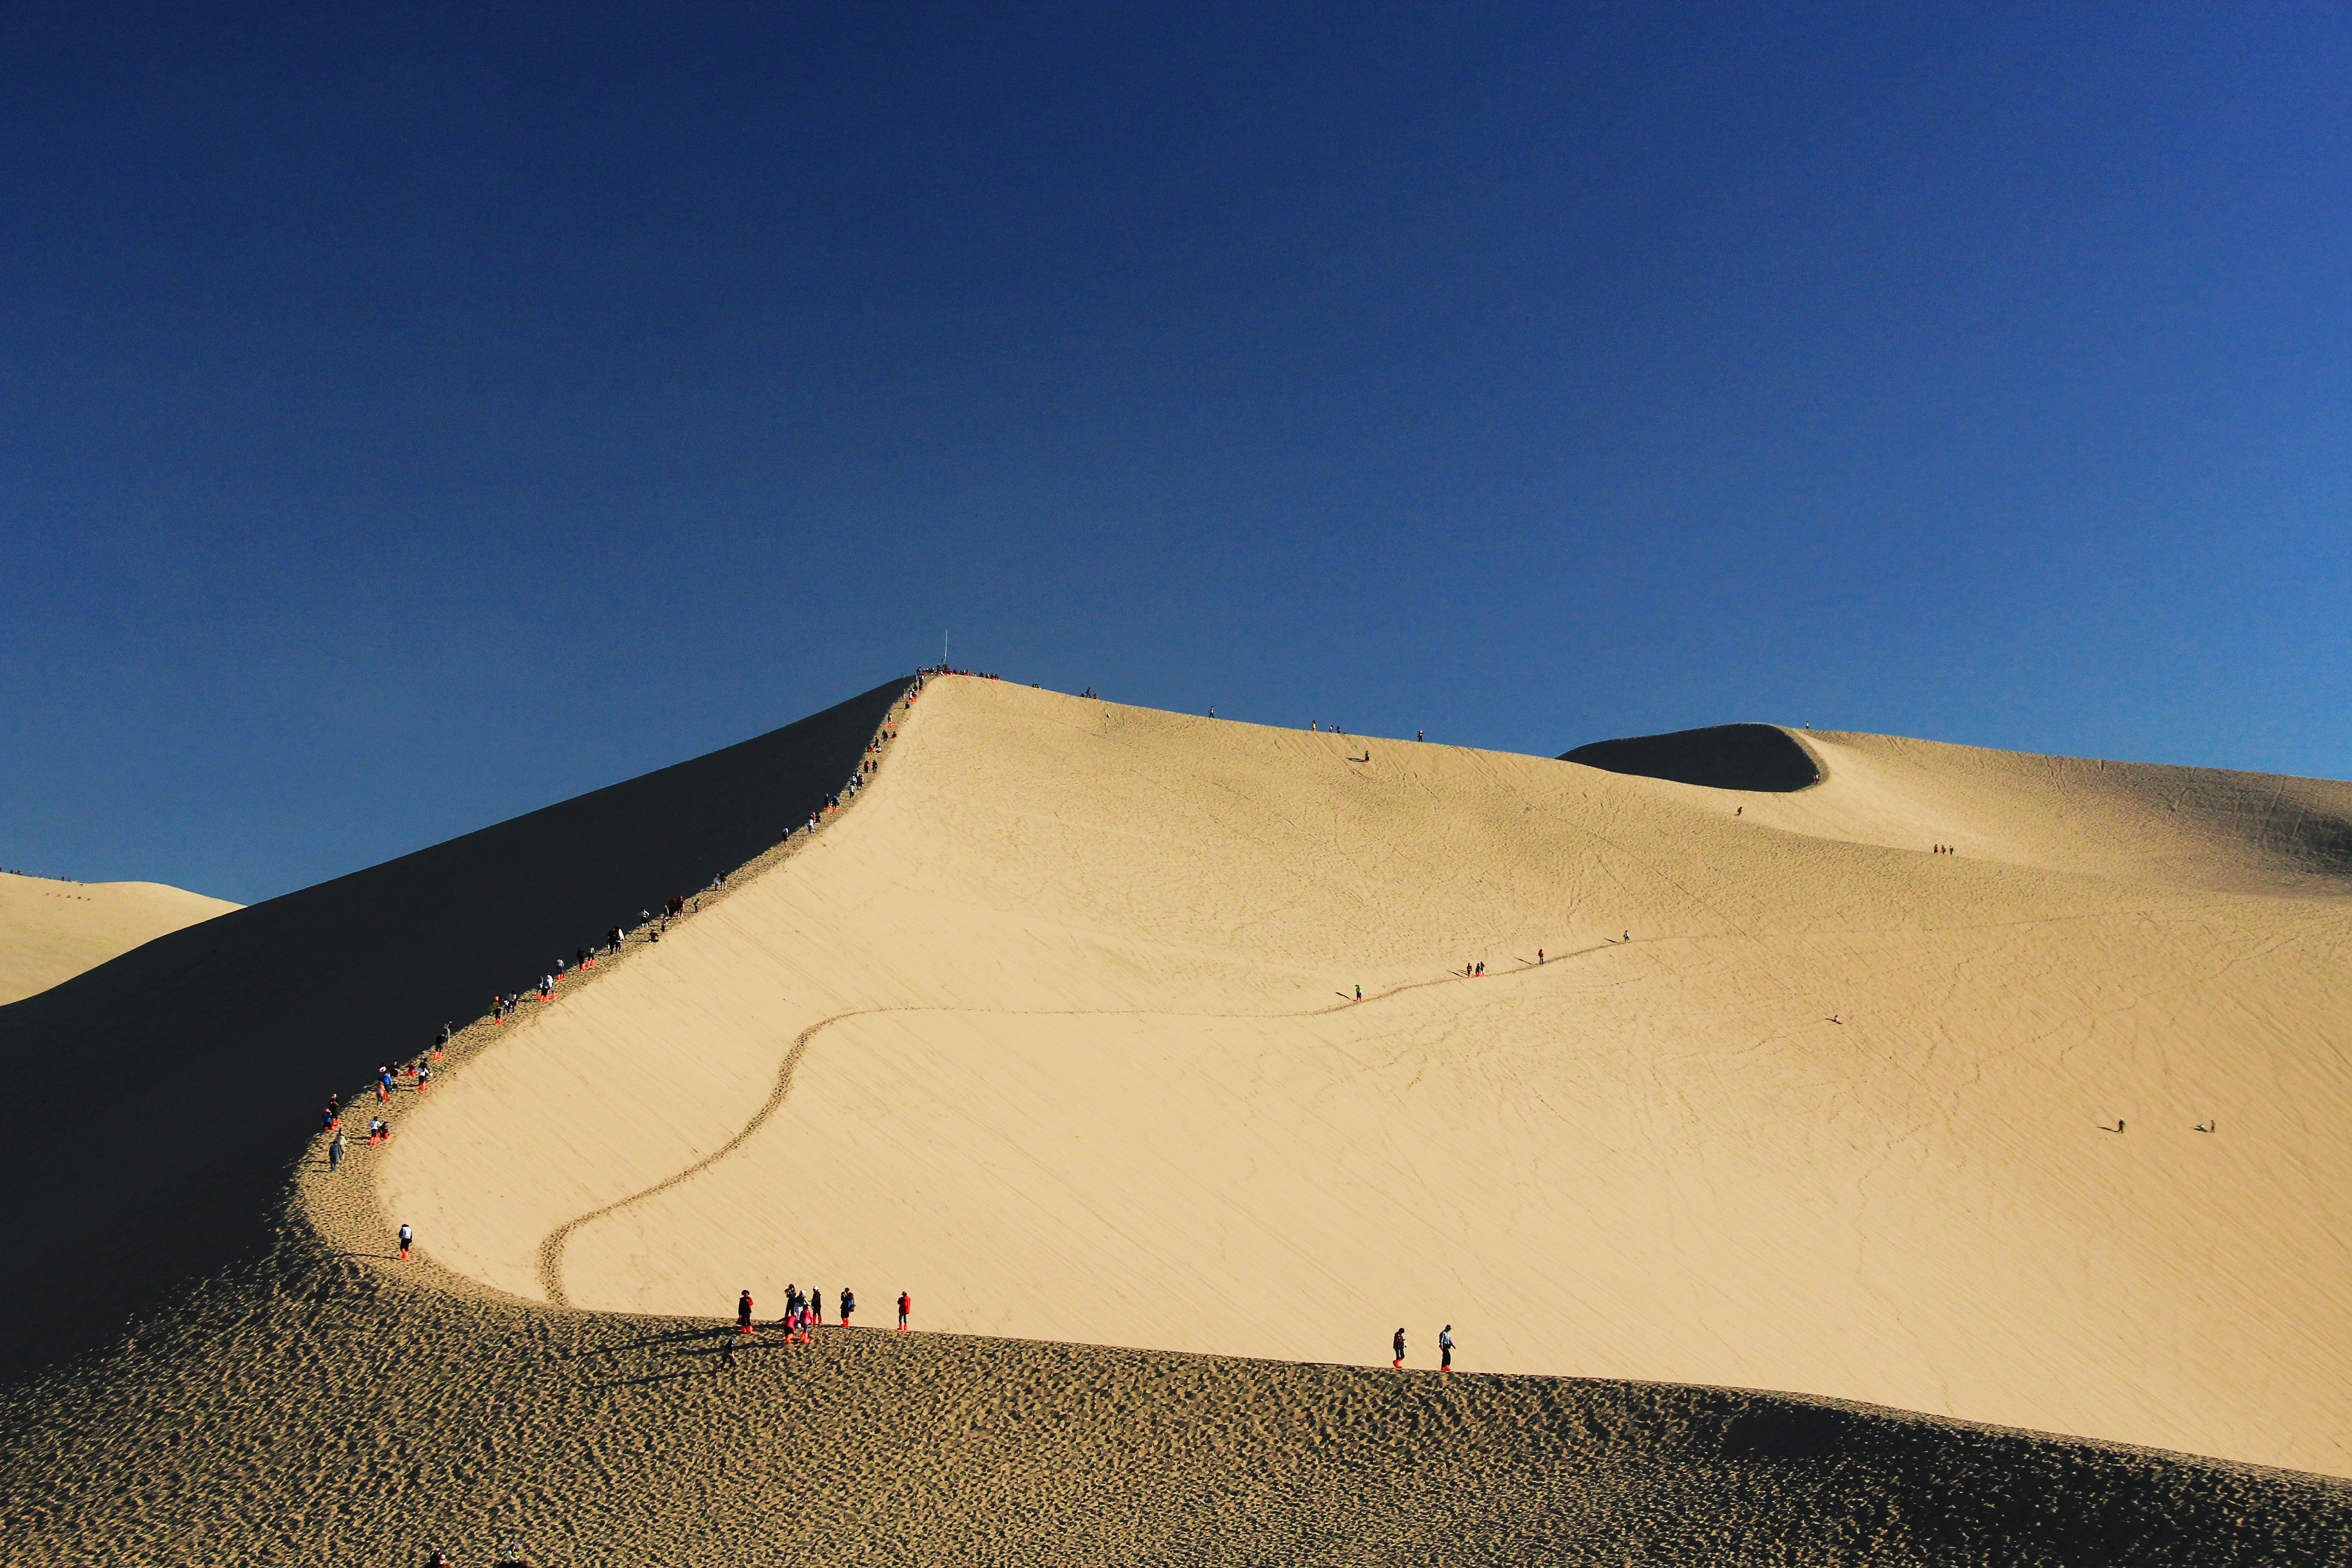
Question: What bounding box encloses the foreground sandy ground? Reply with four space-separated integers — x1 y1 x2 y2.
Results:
4 675 2348 1562
0 868 235 1003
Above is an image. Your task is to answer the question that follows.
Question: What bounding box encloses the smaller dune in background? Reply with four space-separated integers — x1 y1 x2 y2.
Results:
0 871 239 1006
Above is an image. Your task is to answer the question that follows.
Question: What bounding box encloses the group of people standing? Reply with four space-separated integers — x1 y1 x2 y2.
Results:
725 1286 912 1360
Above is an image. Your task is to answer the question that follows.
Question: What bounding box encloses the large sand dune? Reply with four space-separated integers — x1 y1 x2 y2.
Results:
0 870 236 1004
6 676 2349 1563
377 679 2351 1477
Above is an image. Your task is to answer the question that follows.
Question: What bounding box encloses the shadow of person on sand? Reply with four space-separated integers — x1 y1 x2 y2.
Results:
585 1335 764 1388
555 1327 716 1362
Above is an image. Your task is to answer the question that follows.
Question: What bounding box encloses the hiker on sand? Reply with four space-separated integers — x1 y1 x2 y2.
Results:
898 1291 911 1330
1392 1328 1407 1369
738 1290 755 1335
784 1285 808 1343
1440 1325 1455 1372
398 1223 413 1261
1537 948 1544 965
840 1287 855 1327
328 1131 346 1171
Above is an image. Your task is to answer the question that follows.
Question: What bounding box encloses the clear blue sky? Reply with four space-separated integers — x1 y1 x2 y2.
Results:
5 4 2348 902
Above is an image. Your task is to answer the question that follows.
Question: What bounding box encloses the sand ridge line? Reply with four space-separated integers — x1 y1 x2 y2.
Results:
307 681 923 1302
532 942 1621 1308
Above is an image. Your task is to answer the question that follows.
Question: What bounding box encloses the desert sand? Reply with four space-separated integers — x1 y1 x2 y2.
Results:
0 869 236 1004
383 678 2352 1478
4 675 2347 1563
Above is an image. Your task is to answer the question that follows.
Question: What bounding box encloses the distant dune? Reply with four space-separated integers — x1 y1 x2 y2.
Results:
0 871 237 1004
5 678 2347 1563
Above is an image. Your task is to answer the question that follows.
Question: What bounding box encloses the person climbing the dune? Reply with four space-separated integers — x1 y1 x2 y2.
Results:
328 1130 346 1171
1537 948 1544 965
898 1291 911 1330
738 1289 755 1335
398 1223 413 1262
840 1287 855 1327
1392 1328 1407 1369
1440 1325 1455 1373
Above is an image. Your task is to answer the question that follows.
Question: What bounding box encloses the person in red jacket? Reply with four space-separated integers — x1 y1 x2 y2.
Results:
737 1289 755 1335
897 1291 911 1330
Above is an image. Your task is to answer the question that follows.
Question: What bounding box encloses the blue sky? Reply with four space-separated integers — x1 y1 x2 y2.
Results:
5 3 2349 902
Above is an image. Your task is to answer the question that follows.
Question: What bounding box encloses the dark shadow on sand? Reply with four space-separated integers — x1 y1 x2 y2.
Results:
1562 723 1821 793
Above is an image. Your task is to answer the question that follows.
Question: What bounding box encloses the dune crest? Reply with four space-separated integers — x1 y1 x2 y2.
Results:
380 680 2352 1478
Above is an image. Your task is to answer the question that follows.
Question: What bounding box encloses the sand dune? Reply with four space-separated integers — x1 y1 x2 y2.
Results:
0 870 236 1004
378 680 2352 1477
7 676 2349 1563
0 676 904 1369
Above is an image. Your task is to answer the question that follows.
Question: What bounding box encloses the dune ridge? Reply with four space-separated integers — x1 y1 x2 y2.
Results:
0 676 906 1372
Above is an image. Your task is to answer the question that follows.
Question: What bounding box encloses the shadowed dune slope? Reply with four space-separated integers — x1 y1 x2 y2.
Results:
0 871 238 1004
0 676 904 1372
1562 722 1823 792
387 680 2352 1477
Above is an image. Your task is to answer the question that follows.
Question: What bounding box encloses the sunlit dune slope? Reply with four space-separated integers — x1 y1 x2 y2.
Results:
0 871 237 1005
387 680 2352 1477
0 677 904 1372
